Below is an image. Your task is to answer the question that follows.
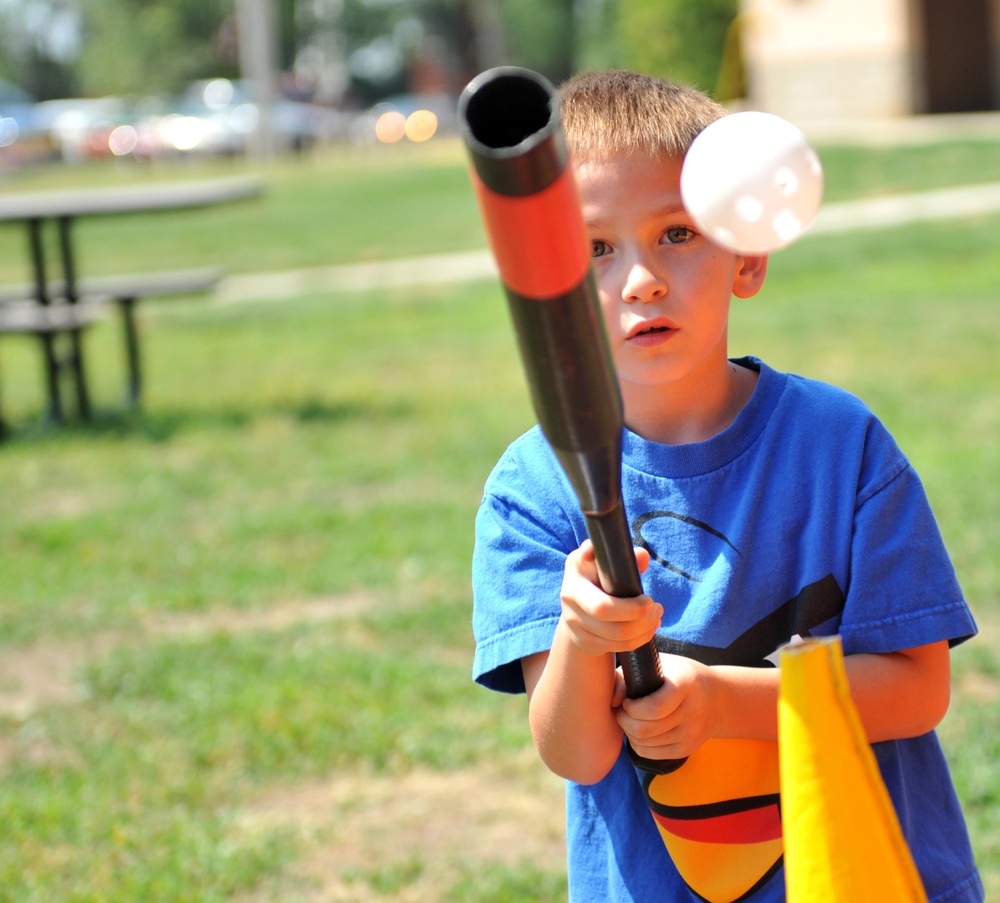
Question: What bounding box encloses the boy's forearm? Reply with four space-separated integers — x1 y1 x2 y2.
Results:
842 641 951 741
711 641 951 744
709 664 780 741
524 620 625 785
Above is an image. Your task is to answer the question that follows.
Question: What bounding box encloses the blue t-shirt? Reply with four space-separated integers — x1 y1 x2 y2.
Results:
472 358 982 903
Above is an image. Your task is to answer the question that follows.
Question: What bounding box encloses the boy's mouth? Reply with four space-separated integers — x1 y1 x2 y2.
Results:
627 318 677 342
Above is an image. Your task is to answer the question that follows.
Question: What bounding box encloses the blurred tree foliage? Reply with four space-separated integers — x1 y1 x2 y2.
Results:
0 0 82 98
0 0 738 103
499 0 575 84
0 0 299 100
614 0 739 96
75 0 236 97
340 0 461 103
499 0 739 97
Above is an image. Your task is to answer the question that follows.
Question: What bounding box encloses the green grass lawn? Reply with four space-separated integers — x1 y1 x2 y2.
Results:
1 135 998 900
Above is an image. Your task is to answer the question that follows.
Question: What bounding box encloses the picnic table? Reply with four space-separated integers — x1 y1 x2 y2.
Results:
0 174 263 430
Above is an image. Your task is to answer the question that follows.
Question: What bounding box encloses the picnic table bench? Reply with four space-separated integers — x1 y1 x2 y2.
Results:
0 267 221 410
0 176 261 433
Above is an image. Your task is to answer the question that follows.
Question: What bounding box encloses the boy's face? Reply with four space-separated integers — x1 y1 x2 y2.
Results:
574 153 766 399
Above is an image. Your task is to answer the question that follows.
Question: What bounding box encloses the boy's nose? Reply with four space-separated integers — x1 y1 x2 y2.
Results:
622 259 667 304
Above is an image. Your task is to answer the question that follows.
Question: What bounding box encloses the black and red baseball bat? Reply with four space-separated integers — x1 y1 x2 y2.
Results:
459 67 683 775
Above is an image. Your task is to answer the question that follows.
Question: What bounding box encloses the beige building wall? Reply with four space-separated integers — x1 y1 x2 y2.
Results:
740 0 915 123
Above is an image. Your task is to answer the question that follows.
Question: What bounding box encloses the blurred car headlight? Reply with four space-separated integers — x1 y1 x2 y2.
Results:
375 110 406 143
0 117 20 147
159 114 212 151
108 124 138 156
404 109 437 142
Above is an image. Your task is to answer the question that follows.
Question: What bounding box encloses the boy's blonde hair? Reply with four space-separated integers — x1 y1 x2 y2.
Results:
559 70 727 162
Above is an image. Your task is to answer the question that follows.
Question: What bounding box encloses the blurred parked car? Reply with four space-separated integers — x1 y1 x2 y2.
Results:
157 78 349 156
32 96 142 162
3 77 357 165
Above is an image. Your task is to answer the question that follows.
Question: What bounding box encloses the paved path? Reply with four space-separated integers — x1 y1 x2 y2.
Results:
216 248 497 304
810 181 1000 234
214 180 1000 305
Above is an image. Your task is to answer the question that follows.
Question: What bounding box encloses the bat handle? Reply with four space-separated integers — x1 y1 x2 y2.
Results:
586 509 688 776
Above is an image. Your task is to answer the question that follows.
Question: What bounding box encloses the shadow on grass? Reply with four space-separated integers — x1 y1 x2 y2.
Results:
0 396 414 446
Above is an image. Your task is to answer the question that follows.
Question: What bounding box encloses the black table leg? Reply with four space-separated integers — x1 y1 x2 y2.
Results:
119 296 142 407
27 218 64 424
57 215 91 420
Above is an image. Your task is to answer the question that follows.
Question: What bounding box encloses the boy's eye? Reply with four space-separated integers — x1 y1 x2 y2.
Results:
592 240 611 258
662 226 695 244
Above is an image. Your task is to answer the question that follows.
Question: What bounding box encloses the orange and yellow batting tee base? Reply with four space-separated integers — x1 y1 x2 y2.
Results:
778 637 928 903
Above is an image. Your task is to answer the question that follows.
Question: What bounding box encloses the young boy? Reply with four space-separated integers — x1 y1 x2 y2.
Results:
471 70 982 902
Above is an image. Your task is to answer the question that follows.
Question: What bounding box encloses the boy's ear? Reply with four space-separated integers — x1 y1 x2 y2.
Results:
732 255 768 298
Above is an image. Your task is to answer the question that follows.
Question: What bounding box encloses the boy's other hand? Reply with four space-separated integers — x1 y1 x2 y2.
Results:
614 654 716 761
559 540 663 658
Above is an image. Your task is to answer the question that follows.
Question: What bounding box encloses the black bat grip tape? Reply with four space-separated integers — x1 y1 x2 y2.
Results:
586 510 687 776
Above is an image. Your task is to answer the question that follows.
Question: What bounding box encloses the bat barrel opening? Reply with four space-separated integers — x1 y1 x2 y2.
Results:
461 70 554 152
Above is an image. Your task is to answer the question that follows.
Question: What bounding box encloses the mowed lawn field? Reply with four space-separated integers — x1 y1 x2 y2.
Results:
1 133 998 901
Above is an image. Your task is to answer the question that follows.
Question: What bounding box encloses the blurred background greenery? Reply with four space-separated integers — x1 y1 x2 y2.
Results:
1 0 736 104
